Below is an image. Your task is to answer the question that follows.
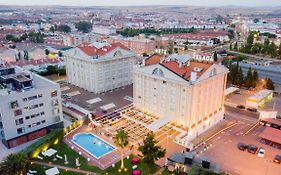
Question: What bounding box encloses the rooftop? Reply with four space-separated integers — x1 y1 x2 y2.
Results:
77 42 130 57
161 60 213 81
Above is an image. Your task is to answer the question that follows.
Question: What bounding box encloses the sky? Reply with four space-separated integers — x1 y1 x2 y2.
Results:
0 0 281 7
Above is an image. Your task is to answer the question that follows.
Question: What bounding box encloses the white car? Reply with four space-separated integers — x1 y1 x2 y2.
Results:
257 148 265 158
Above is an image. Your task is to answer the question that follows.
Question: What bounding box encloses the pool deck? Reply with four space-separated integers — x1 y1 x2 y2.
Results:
64 125 133 170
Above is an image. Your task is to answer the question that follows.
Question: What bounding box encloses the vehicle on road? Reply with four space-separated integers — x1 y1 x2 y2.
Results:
247 144 258 154
247 108 257 112
257 148 265 158
237 105 245 109
238 143 247 151
273 155 281 164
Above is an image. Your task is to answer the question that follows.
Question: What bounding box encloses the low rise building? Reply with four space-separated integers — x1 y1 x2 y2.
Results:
0 66 63 148
65 42 137 93
133 54 228 148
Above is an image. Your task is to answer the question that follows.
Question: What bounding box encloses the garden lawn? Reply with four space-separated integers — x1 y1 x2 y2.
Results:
33 142 103 173
103 155 159 175
28 163 84 175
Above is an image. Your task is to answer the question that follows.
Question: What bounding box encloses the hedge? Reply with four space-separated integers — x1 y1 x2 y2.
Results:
23 129 64 158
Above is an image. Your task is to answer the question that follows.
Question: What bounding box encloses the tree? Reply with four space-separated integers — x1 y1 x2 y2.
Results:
168 40 173 54
57 24 71 33
75 21 92 33
234 66 244 86
114 129 128 169
138 132 166 164
50 26 55 33
213 51 218 62
229 43 233 50
263 78 275 90
244 67 253 88
252 69 259 88
0 152 29 175
253 18 260 23
233 42 238 51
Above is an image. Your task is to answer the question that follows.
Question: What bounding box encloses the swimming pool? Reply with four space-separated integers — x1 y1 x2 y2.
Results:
72 132 115 159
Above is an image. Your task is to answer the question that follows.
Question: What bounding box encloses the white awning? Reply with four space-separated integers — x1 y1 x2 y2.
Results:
146 115 174 132
45 167 60 175
100 103 116 111
86 98 102 104
42 148 57 157
224 87 239 96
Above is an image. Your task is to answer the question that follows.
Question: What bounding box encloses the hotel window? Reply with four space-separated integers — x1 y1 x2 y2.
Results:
10 101 19 109
23 98 28 102
39 103 44 107
15 118 24 125
0 122 2 129
25 116 30 120
14 109 22 116
42 120 46 124
38 94 43 98
17 127 25 134
28 95 37 101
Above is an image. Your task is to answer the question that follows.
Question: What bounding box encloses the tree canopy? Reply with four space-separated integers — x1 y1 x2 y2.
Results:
0 152 29 175
75 21 92 33
138 132 166 164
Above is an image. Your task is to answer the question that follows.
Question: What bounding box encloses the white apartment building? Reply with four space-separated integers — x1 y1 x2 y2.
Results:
0 66 63 148
133 54 228 148
92 25 116 35
65 42 137 93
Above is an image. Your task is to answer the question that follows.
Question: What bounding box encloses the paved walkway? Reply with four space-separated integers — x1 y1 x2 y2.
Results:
153 167 165 175
32 160 98 175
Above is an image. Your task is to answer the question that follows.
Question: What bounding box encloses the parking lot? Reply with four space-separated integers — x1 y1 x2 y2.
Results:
195 112 281 175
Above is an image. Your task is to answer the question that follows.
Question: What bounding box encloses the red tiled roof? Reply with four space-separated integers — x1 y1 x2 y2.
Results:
161 60 213 81
77 42 130 56
259 127 281 144
145 54 163 65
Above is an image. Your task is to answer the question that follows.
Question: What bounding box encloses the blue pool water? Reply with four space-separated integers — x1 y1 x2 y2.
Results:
72 133 115 159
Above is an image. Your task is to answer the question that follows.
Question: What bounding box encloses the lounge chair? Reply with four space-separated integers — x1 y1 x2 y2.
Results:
36 155 43 160
29 170 37 174
56 154 63 159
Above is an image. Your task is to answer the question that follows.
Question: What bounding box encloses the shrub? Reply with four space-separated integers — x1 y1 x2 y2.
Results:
23 129 64 158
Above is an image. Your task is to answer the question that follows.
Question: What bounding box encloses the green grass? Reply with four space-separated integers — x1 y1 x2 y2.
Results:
32 142 159 175
28 163 84 175
103 155 159 175
33 142 103 173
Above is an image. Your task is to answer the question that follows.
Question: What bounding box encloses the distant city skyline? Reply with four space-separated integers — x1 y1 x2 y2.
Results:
0 0 281 7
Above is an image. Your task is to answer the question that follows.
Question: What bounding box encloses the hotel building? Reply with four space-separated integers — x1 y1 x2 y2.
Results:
65 42 137 93
133 54 228 147
0 66 63 148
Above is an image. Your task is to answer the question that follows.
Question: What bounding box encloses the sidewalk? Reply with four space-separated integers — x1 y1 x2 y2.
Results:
32 160 98 175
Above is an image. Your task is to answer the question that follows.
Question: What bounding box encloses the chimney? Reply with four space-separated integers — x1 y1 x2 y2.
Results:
178 61 182 68
141 59 145 66
190 71 197 82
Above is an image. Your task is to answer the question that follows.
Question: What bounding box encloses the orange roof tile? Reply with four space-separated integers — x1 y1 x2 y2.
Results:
77 42 130 56
145 54 163 65
161 60 213 81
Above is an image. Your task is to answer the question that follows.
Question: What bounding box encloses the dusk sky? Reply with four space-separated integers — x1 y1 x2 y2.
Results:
0 0 281 7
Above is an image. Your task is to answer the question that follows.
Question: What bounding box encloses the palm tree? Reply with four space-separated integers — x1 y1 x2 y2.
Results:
114 129 129 169
0 152 29 175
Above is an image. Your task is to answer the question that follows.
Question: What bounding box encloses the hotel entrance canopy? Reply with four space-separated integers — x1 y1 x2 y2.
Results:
259 127 281 145
146 115 174 132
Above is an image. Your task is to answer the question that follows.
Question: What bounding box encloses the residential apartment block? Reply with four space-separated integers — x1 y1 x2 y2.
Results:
65 42 137 93
0 66 63 148
133 54 228 148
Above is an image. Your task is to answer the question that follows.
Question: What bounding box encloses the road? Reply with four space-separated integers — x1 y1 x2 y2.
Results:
228 50 281 63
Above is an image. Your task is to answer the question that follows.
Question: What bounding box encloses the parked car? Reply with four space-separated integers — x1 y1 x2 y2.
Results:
257 148 265 158
247 108 257 112
273 155 281 164
247 144 258 154
237 143 247 151
237 105 245 109
234 90 241 94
